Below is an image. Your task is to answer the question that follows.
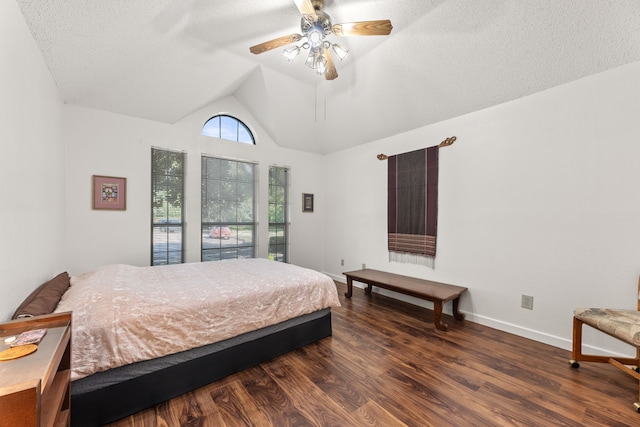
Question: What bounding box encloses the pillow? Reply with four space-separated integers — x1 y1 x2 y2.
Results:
12 272 71 319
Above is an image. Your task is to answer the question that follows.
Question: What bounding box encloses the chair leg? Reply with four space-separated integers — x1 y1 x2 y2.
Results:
570 316 583 368
637 347 640 412
569 317 636 365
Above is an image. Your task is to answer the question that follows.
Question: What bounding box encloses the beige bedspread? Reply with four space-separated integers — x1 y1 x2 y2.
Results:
54 259 340 381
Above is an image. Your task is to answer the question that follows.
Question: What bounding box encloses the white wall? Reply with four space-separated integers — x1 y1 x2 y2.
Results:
0 1 65 320
63 98 327 275
324 61 640 356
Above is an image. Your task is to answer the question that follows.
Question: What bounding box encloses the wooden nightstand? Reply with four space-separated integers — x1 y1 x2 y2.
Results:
0 312 72 427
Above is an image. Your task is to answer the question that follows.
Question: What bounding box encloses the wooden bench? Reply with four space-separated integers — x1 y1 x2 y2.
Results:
343 269 467 331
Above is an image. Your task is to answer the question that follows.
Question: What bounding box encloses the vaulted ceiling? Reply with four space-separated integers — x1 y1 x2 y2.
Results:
15 0 640 154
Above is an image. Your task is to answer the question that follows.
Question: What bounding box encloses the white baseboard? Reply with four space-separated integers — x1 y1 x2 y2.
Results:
325 271 632 358
463 312 571 351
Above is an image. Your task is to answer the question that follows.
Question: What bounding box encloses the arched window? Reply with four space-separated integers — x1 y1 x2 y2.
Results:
202 115 255 145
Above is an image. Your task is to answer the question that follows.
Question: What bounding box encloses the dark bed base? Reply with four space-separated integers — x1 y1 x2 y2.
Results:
71 311 332 426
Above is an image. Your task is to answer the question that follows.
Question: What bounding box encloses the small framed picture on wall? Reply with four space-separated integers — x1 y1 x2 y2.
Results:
93 175 127 210
302 193 314 212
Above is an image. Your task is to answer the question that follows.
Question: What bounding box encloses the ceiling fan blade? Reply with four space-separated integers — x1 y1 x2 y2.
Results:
293 0 317 20
324 50 338 81
332 20 393 37
249 34 302 55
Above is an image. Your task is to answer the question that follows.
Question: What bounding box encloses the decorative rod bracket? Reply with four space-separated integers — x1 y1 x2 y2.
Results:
377 136 456 160
438 136 456 147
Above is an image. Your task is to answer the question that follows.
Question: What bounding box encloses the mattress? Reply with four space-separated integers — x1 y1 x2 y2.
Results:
54 258 341 381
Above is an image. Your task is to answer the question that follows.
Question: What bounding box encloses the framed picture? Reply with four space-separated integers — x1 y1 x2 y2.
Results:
302 193 314 212
93 175 126 210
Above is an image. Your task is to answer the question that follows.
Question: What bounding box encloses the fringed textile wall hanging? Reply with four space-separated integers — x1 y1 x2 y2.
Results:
382 136 455 268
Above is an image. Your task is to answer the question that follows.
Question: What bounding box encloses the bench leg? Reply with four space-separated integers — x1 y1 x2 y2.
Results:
345 277 353 298
434 301 448 331
452 297 465 321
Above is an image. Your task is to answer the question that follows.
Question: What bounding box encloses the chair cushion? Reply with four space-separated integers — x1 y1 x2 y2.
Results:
574 308 640 347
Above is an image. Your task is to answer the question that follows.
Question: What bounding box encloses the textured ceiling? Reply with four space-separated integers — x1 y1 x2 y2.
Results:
15 0 640 154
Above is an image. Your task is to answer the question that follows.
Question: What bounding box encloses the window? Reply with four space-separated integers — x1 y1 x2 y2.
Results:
202 115 255 145
268 166 289 262
201 156 256 261
151 148 185 265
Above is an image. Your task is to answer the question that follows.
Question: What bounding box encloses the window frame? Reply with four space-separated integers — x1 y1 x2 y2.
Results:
268 166 289 263
202 114 256 145
151 148 185 266
201 155 257 261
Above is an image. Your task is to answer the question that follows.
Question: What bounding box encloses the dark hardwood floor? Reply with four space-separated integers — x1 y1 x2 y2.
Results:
108 281 639 426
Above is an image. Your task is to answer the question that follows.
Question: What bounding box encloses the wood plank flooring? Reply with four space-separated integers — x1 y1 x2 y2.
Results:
108 281 639 426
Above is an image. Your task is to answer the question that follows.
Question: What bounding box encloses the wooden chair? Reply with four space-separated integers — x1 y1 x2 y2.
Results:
570 276 640 412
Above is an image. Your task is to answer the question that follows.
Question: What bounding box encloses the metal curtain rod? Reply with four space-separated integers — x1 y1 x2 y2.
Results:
376 136 456 160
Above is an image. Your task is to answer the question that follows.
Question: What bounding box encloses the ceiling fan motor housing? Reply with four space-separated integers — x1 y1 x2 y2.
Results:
301 10 332 43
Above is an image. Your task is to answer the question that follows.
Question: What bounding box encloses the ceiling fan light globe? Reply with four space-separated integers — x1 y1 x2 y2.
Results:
308 30 323 48
305 50 317 69
332 44 349 61
317 54 328 74
283 46 301 62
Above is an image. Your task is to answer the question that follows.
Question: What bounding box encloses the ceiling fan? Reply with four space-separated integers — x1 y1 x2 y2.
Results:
249 0 393 80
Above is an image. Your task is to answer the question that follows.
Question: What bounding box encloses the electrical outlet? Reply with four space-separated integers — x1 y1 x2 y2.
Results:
362 263 366 269
340 259 344 266
521 295 534 310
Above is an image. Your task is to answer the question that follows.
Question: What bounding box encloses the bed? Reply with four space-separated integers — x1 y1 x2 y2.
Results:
13 259 340 426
